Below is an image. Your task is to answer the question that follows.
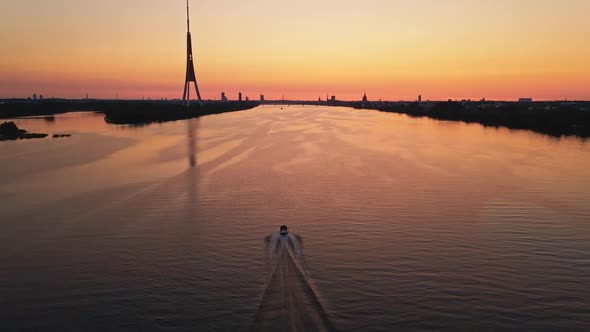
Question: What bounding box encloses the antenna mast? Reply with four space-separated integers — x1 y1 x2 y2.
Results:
186 0 190 33
182 0 202 102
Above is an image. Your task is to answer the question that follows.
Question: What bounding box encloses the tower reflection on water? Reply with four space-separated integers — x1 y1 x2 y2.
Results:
188 118 198 168
186 117 200 223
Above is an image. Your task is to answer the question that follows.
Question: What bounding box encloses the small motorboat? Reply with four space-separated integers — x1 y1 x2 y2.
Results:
280 225 289 235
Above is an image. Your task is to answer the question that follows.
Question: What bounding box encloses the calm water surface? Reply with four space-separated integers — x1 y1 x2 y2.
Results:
1 106 589 331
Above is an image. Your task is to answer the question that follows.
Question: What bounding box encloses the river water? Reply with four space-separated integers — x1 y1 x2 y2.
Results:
1 106 589 331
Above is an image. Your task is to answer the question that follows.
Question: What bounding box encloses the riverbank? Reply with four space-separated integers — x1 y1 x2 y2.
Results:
0 100 259 125
103 101 259 124
3 99 589 137
355 101 590 138
0 99 98 118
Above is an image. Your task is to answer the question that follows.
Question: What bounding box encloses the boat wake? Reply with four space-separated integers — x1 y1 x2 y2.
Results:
252 229 333 332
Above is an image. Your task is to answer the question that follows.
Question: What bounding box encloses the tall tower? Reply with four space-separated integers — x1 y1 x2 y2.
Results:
183 0 202 103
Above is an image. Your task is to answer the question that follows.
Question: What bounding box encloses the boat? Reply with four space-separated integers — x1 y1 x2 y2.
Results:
253 226 334 331
280 225 289 235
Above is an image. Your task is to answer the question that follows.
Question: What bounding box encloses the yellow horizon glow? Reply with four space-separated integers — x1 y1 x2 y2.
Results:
1 0 589 100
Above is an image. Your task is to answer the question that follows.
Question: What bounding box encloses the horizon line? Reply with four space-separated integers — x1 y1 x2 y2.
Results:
2 97 588 103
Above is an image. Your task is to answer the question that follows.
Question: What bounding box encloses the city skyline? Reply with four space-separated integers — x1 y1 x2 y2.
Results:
1 0 589 101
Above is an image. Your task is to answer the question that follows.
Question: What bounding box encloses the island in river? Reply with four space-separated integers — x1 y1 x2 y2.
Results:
0 121 47 141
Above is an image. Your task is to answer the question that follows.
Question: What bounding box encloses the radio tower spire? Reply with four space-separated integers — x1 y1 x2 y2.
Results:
187 0 190 32
182 0 202 104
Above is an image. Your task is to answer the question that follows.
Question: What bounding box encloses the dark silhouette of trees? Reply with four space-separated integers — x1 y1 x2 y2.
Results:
356 101 590 138
103 101 259 124
0 121 48 141
0 99 259 125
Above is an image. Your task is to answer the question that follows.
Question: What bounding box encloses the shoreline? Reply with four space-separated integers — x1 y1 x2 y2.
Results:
353 101 590 138
102 101 259 124
0 100 260 125
1 99 589 137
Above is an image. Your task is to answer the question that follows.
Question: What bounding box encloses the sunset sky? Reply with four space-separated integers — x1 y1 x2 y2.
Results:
1 0 589 101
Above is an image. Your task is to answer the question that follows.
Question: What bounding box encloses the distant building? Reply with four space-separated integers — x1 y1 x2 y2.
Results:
519 98 533 103
239 92 242 102
221 92 228 102
418 95 422 103
39 95 44 100
245 97 249 101
260 94 265 102
330 96 336 102
362 93 368 103
33 93 37 100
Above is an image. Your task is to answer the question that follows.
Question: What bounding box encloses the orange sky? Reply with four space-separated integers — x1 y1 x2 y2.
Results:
1 0 589 101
